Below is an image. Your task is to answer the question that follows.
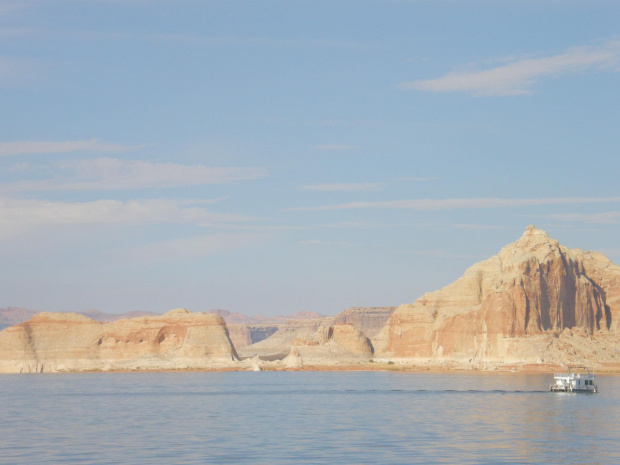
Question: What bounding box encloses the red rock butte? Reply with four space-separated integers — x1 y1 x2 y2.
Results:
1 226 619 372
378 225 620 366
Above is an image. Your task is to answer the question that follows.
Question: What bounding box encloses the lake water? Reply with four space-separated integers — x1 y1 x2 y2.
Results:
0 371 618 464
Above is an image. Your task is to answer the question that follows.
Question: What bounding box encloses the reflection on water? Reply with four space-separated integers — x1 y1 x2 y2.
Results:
0 372 618 464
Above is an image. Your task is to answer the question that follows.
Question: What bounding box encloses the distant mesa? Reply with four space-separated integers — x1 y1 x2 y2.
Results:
331 307 395 338
0 309 238 373
0 308 160 330
286 324 374 366
1 225 619 372
235 307 395 360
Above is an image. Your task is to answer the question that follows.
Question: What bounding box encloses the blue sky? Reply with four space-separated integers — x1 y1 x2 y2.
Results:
1 0 619 315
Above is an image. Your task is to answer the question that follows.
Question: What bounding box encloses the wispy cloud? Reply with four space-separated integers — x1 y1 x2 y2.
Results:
132 233 267 261
396 176 438 182
300 182 385 192
401 40 620 96
534 211 620 224
286 197 620 212
315 145 359 151
0 139 136 156
0 198 384 241
6 162 31 173
203 221 387 233
451 223 511 230
2 158 268 191
297 239 358 247
0 197 260 231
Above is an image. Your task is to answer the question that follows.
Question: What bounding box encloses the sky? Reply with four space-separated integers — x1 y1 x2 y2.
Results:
1 0 619 316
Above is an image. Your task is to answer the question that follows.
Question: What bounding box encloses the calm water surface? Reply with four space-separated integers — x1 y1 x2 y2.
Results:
0 371 618 464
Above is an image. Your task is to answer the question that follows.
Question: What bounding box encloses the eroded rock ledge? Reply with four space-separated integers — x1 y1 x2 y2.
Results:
0 309 238 373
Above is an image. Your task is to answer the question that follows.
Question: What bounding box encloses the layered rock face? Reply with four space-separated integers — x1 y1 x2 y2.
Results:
0 307 160 330
227 324 278 349
331 307 396 338
0 309 239 373
237 317 332 358
284 323 374 367
213 310 326 350
382 226 620 364
239 307 398 358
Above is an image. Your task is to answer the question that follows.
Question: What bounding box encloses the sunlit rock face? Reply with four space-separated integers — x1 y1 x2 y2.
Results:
0 308 239 373
381 226 620 363
238 307 396 359
331 307 396 338
284 323 374 366
237 318 332 359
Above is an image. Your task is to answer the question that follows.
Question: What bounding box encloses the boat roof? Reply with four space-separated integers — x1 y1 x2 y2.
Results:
554 367 595 378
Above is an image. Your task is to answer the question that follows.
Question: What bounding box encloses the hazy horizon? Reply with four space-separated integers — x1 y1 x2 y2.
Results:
1 1 619 316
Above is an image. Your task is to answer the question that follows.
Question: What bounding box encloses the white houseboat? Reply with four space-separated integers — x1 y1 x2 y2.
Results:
549 367 598 393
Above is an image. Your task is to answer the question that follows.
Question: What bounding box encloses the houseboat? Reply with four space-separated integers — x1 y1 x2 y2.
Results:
549 367 598 393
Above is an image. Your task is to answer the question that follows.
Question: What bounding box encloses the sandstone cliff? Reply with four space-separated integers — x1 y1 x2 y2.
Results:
79 309 160 322
227 324 278 349
238 307 398 358
237 317 333 358
379 226 620 366
0 307 160 330
284 323 374 367
0 309 239 373
0 307 323 351
220 311 326 350
331 307 396 338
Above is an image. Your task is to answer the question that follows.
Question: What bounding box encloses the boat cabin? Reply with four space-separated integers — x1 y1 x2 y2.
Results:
549 366 598 393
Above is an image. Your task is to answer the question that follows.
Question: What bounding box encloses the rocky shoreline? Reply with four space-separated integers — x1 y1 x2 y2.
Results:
1 226 619 374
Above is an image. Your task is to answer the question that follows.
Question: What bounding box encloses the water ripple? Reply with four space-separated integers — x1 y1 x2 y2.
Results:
0 372 617 465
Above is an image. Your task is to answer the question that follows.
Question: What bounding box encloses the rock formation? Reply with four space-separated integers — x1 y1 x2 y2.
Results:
0 309 239 373
238 307 397 358
3 226 618 371
237 317 332 358
379 226 620 366
227 324 279 349
0 307 160 330
79 309 160 322
223 311 328 351
283 323 374 366
331 307 396 338
0 307 325 351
